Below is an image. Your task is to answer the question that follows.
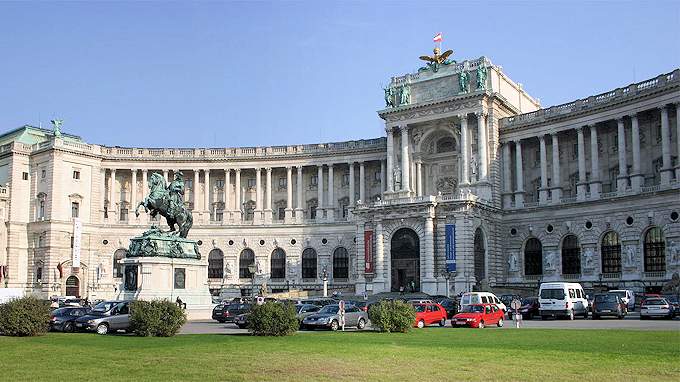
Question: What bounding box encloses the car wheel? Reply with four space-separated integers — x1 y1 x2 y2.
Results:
478 321 485 329
417 320 425 329
439 318 446 327
593 314 599 320
357 318 366 330
541 315 547 320
497 318 504 328
330 320 339 331
568 310 574 321
63 322 74 333
96 323 109 335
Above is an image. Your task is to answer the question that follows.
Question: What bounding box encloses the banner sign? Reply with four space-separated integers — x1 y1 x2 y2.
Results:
72 218 82 270
445 224 456 272
364 230 374 273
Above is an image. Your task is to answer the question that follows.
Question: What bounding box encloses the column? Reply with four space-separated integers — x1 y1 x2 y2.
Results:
514 139 524 208
589 125 601 199
204 169 211 222
616 117 629 193
359 162 366 203
224 169 231 216
374 220 385 287
629 114 644 191
110 169 117 219
327 164 335 222
502 143 512 207
264 167 273 223
415 160 423 197
130 169 137 219
254 168 262 223
316 165 324 222
386 127 394 192
660 106 672 185
380 159 386 194
576 127 587 200
162 169 169 184
422 216 435 294
550 133 562 203
295 166 303 223
192 169 200 211
285 166 293 223
400 126 410 192
459 113 470 185
234 169 242 221
538 135 549 204
100 168 107 221
348 162 355 207
676 103 680 180
355 221 367 292
476 111 488 181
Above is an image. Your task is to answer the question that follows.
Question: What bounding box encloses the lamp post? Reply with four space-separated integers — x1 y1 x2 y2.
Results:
248 264 257 297
442 271 452 298
321 267 328 297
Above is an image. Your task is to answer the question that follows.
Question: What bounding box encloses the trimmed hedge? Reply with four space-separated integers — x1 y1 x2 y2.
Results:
0 296 50 336
368 300 415 333
129 300 187 337
248 302 298 336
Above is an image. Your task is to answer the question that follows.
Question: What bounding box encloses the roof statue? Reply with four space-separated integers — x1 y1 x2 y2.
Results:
50 119 63 138
419 47 455 73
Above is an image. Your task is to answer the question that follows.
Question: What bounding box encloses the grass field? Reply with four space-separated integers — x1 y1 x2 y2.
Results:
0 329 678 381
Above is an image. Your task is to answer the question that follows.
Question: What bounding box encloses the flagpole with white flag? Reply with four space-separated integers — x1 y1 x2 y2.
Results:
433 32 443 50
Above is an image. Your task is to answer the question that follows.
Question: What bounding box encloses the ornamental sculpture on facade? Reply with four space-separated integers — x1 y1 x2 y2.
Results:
418 47 454 73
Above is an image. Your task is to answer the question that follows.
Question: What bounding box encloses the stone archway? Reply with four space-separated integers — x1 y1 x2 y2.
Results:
390 228 420 292
65 275 80 297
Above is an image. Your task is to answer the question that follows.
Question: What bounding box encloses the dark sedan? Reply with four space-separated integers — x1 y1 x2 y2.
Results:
212 303 230 323
592 294 626 319
50 306 91 332
438 298 458 318
508 297 540 320
221 303 252 323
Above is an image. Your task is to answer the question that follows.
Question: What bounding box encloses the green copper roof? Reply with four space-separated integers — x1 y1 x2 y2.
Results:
0 125 84 147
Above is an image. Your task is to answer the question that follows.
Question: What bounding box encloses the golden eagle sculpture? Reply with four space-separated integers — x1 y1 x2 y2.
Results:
419 47 454 73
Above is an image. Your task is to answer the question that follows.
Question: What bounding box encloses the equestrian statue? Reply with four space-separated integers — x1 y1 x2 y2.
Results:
135 172 193 238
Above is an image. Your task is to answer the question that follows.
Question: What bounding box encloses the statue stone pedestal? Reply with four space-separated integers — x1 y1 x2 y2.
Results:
119 256 212 320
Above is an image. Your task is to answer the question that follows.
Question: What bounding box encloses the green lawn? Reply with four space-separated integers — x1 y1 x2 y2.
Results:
0 329 678 381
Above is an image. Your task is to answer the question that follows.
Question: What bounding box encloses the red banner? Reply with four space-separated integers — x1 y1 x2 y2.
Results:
364 230 374 273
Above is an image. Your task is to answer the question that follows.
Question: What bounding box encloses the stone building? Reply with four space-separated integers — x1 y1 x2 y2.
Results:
0 55 678 300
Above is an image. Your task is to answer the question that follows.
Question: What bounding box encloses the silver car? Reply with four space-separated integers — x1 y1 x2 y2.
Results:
640 298 674 319
301 304 368 331
74 300 131 335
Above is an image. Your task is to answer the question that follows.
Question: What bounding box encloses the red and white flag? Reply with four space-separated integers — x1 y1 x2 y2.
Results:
433 33 443 42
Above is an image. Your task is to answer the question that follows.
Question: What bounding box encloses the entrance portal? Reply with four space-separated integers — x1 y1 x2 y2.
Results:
65 275 80 297
391 228 420 292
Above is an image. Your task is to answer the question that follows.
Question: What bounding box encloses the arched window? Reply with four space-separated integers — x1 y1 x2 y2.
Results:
561 235 581 275
65 275 80 297
333 247 349 279
239 248 255 279
302 248 317 279
208 249 224 279
601 231 621 274
644 227 665 272
113 249 127 278
436 137 455 153
271 248 286 279
524 238 542 276
473 228 486 282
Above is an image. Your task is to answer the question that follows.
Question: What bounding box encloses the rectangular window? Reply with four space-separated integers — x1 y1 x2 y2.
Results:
38 201 45 219
215 211 223 222
73 170 80 180
278 177 287 190
278 207 285 220
71 202 79 218
70 236 74 248
247 178 256 189
342 203 348 219
311 175 318 186
185 179 193 189
342 174 350 186
215 179 225 189
309 205 317 220
174 268 186 289
36 267 42 282
22 172 28 180
41 169 46 179
120 208 128 221
374 171 380 181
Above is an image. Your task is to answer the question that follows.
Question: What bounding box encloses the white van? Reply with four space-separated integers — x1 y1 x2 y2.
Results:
608 290 635 311
459 292 507 313
538 282 589 320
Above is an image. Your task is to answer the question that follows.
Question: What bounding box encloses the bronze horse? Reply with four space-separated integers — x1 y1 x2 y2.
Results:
135 172 193 238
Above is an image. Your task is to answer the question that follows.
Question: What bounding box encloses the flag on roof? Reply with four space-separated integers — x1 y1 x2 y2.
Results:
433 33 443 42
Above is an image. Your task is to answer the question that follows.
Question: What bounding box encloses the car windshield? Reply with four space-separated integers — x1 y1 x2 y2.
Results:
318 305 339 314
644 299 666 305
414 305 426 312
521 298 536 305
52 308 69 315
461 305 484 313
540 289 566 300
609 291 626 299
91 301 116 312
595 295 617 303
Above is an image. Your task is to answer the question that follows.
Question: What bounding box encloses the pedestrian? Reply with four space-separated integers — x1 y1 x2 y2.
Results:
176 296 185 310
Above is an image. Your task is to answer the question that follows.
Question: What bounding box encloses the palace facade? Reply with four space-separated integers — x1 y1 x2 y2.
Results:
1 56 679 300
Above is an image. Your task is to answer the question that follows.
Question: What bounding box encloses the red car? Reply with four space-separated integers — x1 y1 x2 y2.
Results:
451 303 504 328
413 303 448 328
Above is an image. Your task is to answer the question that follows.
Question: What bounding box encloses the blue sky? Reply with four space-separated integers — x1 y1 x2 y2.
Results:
1 1 678 147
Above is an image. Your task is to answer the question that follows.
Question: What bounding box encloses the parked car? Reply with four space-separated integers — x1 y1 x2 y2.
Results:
212 303 230 323
413 303 447 328
234 312 250 329
508 297 540 320
451 304 504 328
640 297 674 319
221 303 252 323
592 294 626 319
538 282 589 320
438 298 458 318
295 303 321 322
74 300 130 335
661 294 680 317
459 292 507 314
608 289 635 311
634 293 661 311
50 306 91 332
301 304 368 331
500 294 521 308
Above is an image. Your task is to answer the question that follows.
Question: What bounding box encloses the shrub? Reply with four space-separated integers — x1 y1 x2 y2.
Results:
129 300 187 337
248 301 298 336
368 300 415 333
0 296 50 336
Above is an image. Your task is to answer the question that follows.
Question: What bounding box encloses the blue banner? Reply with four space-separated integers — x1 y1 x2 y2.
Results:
445 224 456 272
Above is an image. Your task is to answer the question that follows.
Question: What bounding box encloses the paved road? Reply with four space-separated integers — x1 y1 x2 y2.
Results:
181 313 680 334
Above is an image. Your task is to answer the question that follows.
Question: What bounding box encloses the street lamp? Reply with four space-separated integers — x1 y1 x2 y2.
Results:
248 264 257 297
321 267 328 297
442 271 452 298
